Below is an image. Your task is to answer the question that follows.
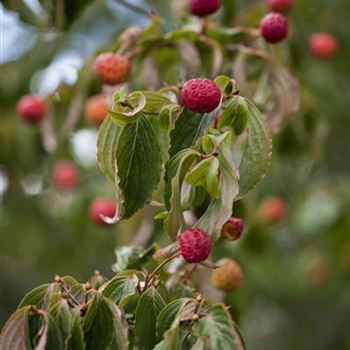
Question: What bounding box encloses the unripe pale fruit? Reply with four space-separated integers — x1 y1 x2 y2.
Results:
257 196 288 224
89 197 116 226
180 78 221 113
85 95 108 125
309 33 338 59
221 217 244 241
266 0 293 13
16 95 47 124
260 12 288 44
189 0 221 17
94 52 131 85
52 160 79 190
211 258 243 292
179 228 211 263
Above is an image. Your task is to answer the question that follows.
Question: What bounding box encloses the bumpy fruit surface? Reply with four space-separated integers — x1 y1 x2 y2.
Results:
266 0 293 13
309 33 338 59
257 196 288 224
221 217 244 241
179 228 211 263
211 258 243 292
180 78 221 113
89 198 116 226
85 95 108 125
189 0 221 17
260 12 288 43
16 95 47 124
94 52 131 85
52 160 79 190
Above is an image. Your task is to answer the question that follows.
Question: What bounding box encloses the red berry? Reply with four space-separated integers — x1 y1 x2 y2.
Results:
266 0 293 13
260 12 288 44
221 217 244 241
179 228 211 263
85 95 108 125
94 52 131 85
257 196 288 224
309 33 338 59
89 197 117 226
189 0 221 17
180 78 221 113
52 160 79 190
16 95 47 124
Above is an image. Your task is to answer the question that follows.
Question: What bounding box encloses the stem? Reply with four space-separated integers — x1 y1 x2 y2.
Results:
113 0 151 18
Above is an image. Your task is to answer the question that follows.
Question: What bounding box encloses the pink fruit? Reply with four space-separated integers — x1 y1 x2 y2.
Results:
85 95 108 125
180 78 221 113
52 160 79 190
179 228 211 263
260 12 288 44
189 0 221 17
266 0 293 13
94 52 131 85
257 196 288 224
221 217 244 241
309 33 338 59
16 95 47 124
89 198 116 226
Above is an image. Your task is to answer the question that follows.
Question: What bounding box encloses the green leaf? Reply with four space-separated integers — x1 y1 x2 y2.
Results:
153 324 180 350
97 117 120 183
156 298 194 341
67 310 85 350
135 287 166 350
214 75 236 96
206 27 251 44
159 104 181 130
169 108 218 158
112 244 157 272
100 272 139 306
217 96 249 135
195 133 239 240
164 150 199 240
61 276 86 305
35 312 64 350
116 116 162 219
48 295 73 349
0 306 32 350
83 293 128 350
18 283 60 309
140 91 172 113
192 304 246 350
237 99 272 199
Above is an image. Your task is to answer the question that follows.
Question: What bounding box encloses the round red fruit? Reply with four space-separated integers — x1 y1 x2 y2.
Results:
266 0 293 13
189 0 221 17
257 196 288 224
52 160 79 190
221 217 244 241
180 78 221 113
16 95 47 124
89 198 116 226
260 12 288 44
85 95 108 125
94 52 131 85
179 228 211 263
309 33 338 59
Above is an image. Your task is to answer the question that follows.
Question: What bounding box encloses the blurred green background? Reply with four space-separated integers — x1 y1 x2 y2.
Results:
1 0 349 349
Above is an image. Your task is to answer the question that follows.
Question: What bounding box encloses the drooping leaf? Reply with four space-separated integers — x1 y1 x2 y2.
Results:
97 117 120 182
195 132 239 240
100 272 139 306
67 310 85 350
236 99 272 199
156 298 194 341
164 150 200 240
134 287 166 350
112 244 157 272
116 116 162 219
169 108 217 158
0 306 32 350
192 304 246 350
83 293 128 350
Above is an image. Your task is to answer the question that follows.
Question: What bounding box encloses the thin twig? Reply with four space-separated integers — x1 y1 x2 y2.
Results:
113 0 151 18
